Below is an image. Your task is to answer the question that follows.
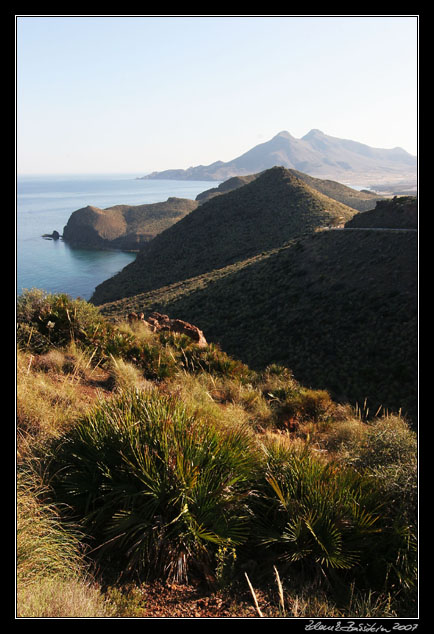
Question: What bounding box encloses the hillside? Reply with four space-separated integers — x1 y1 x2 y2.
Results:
197 169 383 211
139 129 417 186
17 289 417 618
62 197 198 251
98 197 418 424
196 174 259 203
91 167 357 304
345 195 418 229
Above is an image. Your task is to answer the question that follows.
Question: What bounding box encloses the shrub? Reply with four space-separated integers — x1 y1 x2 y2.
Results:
180 343 252 381
16 288 51 324
47 389 261 583
267 387 334 428
250 439 385 583
17 289 106 352
341 414 418 594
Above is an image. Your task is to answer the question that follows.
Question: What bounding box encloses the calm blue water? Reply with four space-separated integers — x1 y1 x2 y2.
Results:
17 174 218 301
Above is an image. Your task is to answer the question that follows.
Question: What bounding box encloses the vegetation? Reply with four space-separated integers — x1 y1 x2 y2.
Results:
197 169 384 211
98 225 418 425
16 290 418 618
90 167 357 304
345 196 418 229
17 468 115 617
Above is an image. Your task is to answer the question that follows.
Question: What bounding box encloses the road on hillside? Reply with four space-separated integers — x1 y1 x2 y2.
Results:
329 227 417 232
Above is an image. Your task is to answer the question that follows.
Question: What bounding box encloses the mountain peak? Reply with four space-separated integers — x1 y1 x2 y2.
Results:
303 129 325 139
273 130 294 140
139 128 416 183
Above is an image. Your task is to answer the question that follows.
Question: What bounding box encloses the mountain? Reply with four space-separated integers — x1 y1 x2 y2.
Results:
62 198 198 251
97 196 418 424
90 166 357 305
196 169 384 211
139 130 417 186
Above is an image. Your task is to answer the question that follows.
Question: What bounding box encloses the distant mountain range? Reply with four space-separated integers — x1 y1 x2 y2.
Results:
139 129 417 186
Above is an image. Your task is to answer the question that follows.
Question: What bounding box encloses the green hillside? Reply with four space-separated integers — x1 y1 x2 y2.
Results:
91 167 357 304
99 225 418 425
197 169 383 211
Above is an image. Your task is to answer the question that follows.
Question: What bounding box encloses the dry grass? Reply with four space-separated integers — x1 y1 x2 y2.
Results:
17 349 82 448
17 577 115 618
16 344 111 460
17 469 84 584
164 370 272 436
16 467 114 618
15 306 417 618
107 355 155 393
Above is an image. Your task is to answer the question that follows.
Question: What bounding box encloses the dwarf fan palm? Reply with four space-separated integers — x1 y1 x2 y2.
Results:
48 388 259 583
251 441 384 581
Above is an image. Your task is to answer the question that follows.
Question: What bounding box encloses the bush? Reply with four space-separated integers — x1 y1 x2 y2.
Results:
267 387 334 428
17 289 106 352
47 389 260 583
250 440 384 583
341 415 418 594
180 343 252 381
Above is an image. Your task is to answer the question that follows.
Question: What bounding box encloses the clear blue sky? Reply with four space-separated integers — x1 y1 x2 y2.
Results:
16 15 418 174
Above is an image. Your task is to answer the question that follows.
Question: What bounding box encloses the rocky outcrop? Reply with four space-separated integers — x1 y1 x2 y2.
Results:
62 198 198 251
42 230 61 240
128 311 207 347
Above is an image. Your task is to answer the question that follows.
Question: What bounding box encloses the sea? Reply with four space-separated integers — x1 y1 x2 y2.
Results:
16 173 218 302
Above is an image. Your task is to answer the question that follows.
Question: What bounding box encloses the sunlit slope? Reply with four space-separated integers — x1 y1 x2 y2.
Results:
63 198 198 251
197 169 383 211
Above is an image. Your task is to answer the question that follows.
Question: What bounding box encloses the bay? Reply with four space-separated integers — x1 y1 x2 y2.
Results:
16 173 218 301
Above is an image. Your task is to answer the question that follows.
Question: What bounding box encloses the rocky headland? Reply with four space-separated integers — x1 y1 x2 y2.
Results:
62 197 198 251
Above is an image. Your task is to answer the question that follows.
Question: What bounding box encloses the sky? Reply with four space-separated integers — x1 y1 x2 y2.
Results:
16 15 418 175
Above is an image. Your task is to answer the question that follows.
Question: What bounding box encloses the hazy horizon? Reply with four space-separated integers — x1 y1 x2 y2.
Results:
16 15 418 175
